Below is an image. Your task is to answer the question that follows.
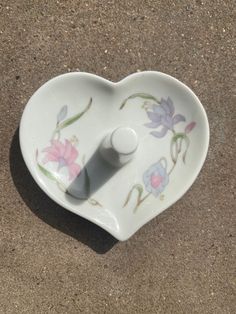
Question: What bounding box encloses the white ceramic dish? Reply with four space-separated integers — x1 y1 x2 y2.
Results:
20 71 209 241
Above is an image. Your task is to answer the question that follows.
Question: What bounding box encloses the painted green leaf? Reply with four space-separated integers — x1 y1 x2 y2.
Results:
123 189 133 207
38 163 67 192
37 163 58 181
136 184 144 200
120 93 160 110
182 136 190 163
56 98 92 131
177 137 183 153
170 137 178 164
123 184 143 208
170 133 186 163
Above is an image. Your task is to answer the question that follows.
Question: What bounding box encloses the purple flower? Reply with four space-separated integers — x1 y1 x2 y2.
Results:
143 161 169 197
145 97 186 138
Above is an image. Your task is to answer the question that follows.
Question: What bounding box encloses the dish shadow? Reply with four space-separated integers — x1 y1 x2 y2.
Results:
9 128 118 254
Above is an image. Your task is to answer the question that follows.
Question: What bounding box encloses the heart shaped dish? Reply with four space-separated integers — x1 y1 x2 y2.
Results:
20 71 209 240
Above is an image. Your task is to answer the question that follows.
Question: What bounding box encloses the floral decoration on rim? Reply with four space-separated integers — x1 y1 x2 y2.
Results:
36 98 102 207
120 93 196 212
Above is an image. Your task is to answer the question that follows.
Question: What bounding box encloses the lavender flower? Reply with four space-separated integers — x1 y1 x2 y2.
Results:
145 97 186 138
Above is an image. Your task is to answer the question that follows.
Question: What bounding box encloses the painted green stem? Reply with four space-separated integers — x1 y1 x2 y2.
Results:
52 98 92 140
134 192 151 212
120 93 161 110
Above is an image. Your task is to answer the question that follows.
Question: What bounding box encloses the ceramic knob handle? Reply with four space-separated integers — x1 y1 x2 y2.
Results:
100 127 138 167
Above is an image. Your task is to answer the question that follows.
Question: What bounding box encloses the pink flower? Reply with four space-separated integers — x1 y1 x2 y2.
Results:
143 161 169 197
42 139 81 180
185 121 196 134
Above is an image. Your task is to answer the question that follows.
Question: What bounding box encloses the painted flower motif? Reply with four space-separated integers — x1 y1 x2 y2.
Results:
185 121 196 134
143 161 169 197
145 97 186 138
42 139 81 180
